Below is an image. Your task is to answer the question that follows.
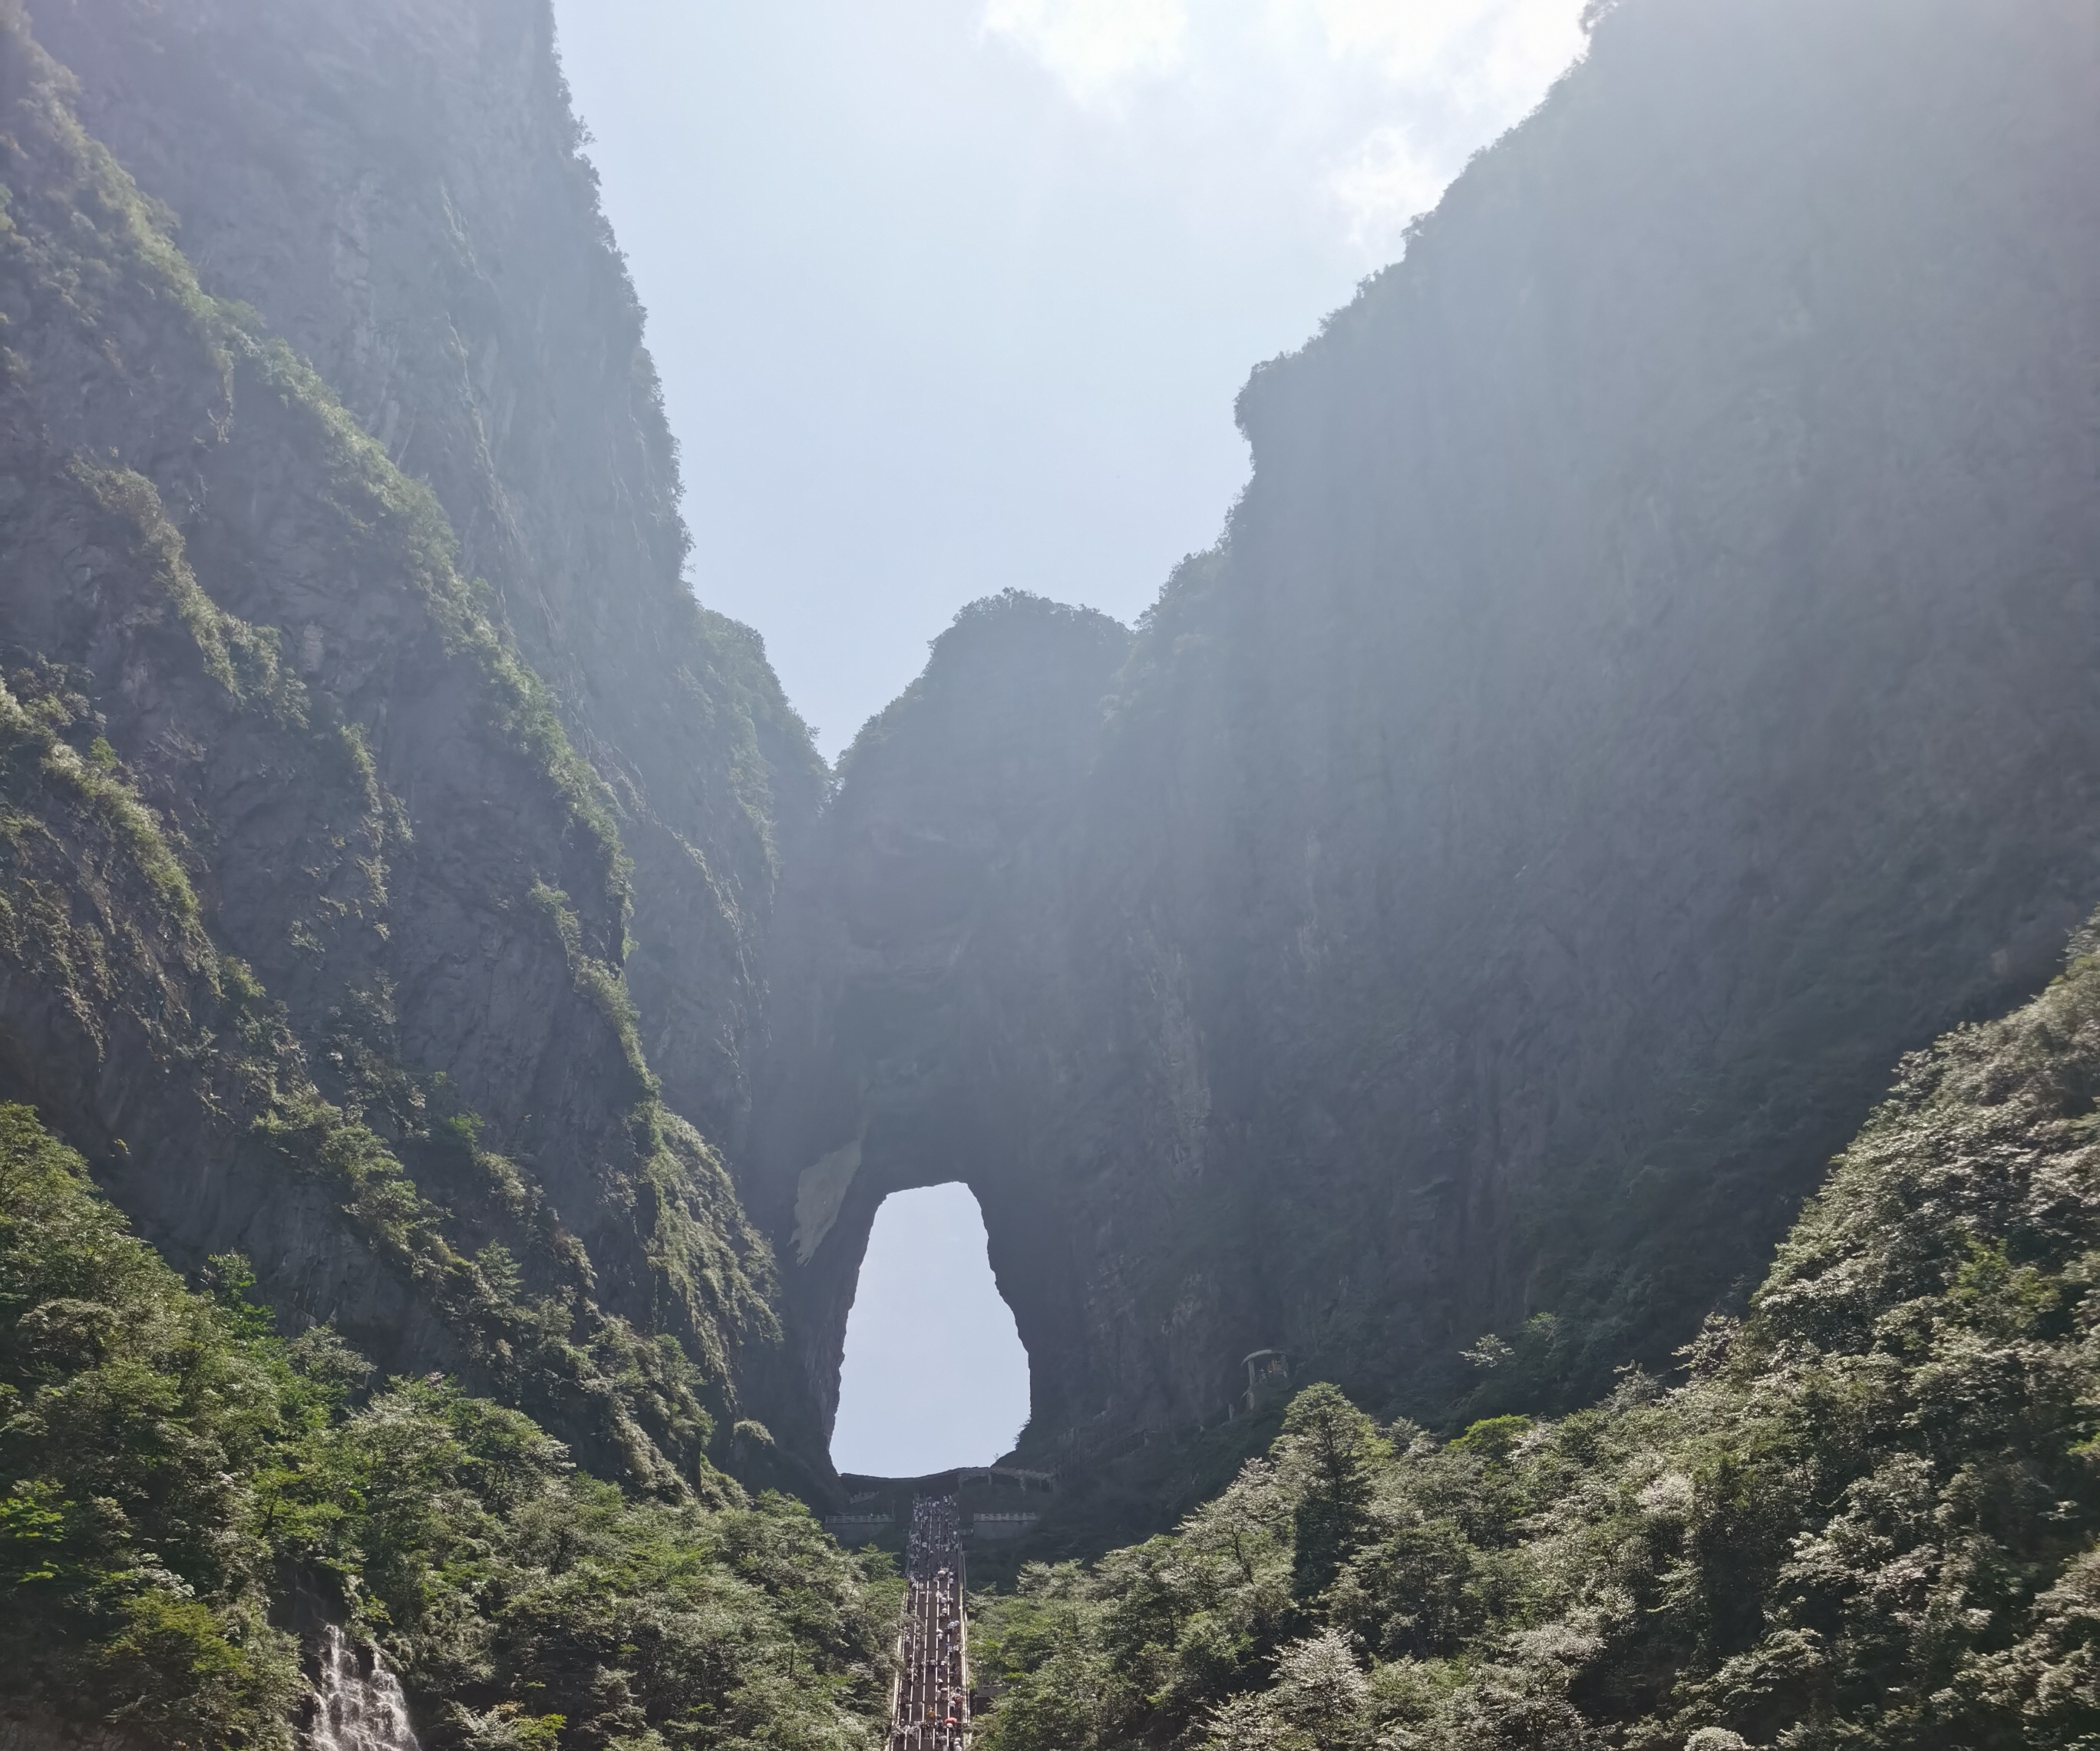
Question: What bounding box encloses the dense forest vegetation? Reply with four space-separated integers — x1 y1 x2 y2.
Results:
971 927 2100 1749
0 1105 895 1751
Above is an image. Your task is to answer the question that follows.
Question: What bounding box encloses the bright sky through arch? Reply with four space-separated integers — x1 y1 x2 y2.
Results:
550 1 1586 755
830 1184 1031 1478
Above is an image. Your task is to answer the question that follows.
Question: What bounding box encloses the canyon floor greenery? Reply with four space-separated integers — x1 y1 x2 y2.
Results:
0 1105 897 1751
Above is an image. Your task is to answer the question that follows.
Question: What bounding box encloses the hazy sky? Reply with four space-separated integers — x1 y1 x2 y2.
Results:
552 0 1587 756
552 0 1587 1474
830 1184 1032 1475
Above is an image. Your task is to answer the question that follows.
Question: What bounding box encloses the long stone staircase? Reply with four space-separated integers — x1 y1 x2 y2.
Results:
889 1497 971 1750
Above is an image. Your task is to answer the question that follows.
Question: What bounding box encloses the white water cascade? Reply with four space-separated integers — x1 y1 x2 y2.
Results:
309 1625 421 1751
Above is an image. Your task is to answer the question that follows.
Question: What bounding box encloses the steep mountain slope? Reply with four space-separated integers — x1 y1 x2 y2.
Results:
758 0 2100 1471
972 920 2100 1751
25 0 829 1151
0 0 813 1485
8 0 2100 1621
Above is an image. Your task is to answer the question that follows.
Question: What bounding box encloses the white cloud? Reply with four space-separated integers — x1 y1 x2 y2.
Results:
982 0 1586 259
1303 0 1486 72
1326 0 1589 115
1326 122 1444 251
980 0 1190 103
1305 0 1588 251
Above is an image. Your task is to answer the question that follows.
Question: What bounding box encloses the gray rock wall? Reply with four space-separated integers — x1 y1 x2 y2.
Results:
756 0 2100 1475
9 0 2100 1509
29 0 827 1151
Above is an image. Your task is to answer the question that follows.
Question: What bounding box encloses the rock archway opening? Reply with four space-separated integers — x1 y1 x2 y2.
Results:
829 1182 1031 1478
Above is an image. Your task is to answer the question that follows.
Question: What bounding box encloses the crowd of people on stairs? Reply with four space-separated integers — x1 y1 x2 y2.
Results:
890 1496 970 1751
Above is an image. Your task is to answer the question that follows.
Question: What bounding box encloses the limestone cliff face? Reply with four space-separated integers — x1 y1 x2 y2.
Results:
757 0 2100 1467
28 0 828 1149
750 594 1131 1456
0 0 816 1488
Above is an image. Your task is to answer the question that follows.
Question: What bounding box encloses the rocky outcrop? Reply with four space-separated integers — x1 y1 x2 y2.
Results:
756 0 2100 1472
749 593 1131 1455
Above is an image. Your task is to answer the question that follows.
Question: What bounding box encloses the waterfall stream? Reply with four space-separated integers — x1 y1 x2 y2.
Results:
309 1625 421 1751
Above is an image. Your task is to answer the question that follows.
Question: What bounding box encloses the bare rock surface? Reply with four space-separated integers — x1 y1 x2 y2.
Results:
751 0 2100 1480
5 0 2100 1521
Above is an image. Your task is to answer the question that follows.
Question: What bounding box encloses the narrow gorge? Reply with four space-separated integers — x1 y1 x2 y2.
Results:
2 0 2098 1746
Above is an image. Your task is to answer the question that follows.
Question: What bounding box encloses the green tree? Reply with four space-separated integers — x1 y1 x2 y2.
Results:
1276 1384 1385 1599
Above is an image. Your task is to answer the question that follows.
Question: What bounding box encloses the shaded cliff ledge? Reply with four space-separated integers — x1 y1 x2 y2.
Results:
751 0 2100 1498
0 0 801 1489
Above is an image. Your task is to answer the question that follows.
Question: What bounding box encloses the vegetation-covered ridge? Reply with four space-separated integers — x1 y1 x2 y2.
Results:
973 921 2100 1749
0 0 792 1486
0 1105 896 1751
18 0 831 1161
